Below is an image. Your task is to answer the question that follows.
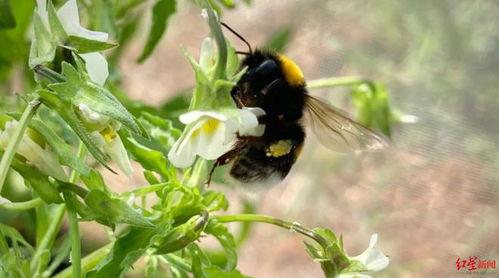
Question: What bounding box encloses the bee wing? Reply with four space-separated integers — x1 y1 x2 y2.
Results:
304 94 389 152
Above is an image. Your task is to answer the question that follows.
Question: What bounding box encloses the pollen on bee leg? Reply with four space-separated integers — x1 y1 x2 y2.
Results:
266 140 293 157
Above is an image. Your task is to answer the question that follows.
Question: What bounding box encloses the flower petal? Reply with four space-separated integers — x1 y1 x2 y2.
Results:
238 107 265 137
179 111 227 124
195 120 232 160
353 234 390 272
80 52 109 85
57 0 108 41
103 136 133 177
168 120 205 168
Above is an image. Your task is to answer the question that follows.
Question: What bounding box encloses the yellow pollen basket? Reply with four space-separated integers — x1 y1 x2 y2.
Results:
277 55 305 87
266 140 293 157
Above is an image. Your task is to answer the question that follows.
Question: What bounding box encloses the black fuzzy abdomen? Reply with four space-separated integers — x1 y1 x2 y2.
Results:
230 145 295 184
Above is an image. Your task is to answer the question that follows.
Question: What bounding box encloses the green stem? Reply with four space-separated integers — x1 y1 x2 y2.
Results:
0 197 44 210
64 143 86 278
0 227 9 254
215 214 329 248
0 99 41 196
52 243 113 278
31 144 86 276
64 194 82 278
307 76 371 90
31 205 66 274
120 182 171 198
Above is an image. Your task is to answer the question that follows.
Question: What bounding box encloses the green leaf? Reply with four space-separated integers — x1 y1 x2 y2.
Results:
0 223 32 250
204 266 251 278
87 222 171 278
188 244 208 278
67 35 118 54
138 0 176 62
217 0 235 8
351 82 392 137
263 27 293 53
204 220 237 271
139 112 181 151
84 189 154 228
49 62 143 136
47 0 67 40
0 0 16 29
30 118 91 176
29 12 56 68
8 156 63 204
154 213 207 254
80 169 108 192
38 89 113 172
122 135 171 178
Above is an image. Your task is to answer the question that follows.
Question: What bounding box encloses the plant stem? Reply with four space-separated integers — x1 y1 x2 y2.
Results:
64 143 86 278
0 197 44 210
0 227 9 254
215 214 329 248
31 205 66 273
52 243 113 278
31 144 86 276
64 195 82 278
307 76 371 90
0 99 41 196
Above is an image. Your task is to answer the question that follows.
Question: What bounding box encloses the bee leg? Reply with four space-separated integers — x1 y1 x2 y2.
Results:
205 148 242 186
230 87 245 108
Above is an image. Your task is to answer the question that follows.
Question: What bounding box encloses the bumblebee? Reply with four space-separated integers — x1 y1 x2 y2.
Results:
207 24 388 185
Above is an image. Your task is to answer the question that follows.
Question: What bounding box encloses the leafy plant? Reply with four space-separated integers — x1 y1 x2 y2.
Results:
0 0 397 277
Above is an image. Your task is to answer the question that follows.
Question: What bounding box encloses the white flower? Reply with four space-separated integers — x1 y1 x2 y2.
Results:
0 120 67 181
35 0 109 85
168 107 265 168
339 234 390 278
78 104 133 176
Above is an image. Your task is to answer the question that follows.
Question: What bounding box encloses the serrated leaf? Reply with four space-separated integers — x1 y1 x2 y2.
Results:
139 112 181 151
87 222 171 278
29 12 56 68
67 35 118 53
84 189 154 228
138 0 176 62
205 220 237 271
0 0 16 29
188 244 208 278
8 156 63 204
30 118 91 176
122 136 171 178
48 62 142 136
202 191 228 212
47 0 67 40
80 169 108 191
0 223 33 250
38 89 113 172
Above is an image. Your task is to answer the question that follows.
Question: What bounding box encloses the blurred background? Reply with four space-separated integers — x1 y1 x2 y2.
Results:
2 0 499 277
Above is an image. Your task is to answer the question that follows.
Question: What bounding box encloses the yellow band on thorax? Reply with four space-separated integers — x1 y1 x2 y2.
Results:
277 55 304 87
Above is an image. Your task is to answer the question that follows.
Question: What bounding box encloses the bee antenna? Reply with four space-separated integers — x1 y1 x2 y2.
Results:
221 22 253 54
